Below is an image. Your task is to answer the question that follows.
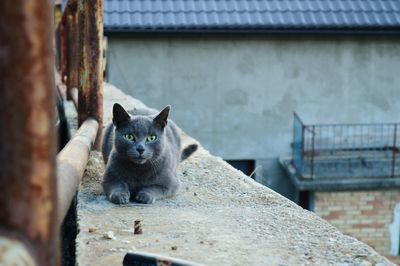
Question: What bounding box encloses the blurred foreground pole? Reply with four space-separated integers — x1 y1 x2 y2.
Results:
0 1 59 265
78 0 104 150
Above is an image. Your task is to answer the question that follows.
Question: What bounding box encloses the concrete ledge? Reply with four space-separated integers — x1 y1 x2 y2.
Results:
74 83 392 266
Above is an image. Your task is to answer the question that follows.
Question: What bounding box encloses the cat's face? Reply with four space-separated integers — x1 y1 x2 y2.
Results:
112 104 169 164
114 117 165 164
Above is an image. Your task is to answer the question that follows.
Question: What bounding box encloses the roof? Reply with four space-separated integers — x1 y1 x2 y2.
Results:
104 0 400 33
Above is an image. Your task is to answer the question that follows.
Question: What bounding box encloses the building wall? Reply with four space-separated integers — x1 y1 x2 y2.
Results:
106 34 400 198
315 190 400 257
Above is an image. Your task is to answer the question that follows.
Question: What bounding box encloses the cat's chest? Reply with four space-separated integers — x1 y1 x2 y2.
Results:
119 163 159 183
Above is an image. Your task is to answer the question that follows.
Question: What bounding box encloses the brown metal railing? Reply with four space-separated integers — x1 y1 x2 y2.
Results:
58 0 103 150
0 0 104 265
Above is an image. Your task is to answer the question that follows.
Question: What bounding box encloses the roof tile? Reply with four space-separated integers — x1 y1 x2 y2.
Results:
102 0 400 31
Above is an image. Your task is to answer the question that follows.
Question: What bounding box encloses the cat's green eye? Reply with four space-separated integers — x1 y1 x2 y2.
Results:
124 134 135 141
146 135 157 142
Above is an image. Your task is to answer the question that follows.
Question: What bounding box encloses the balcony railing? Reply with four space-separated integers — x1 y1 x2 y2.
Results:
293 113 400 179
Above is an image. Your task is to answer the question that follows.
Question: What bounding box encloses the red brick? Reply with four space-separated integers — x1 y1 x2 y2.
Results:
322 210 345 220
361 209 380 216
367 199 388 208
352 223 384 229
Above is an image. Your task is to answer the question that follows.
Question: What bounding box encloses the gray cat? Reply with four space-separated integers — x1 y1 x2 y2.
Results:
102 103 198 204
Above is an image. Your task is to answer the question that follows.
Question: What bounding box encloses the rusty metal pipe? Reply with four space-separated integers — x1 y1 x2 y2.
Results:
0 0 59 265
71 87 79 110
0 237 36 266
57 118 98 225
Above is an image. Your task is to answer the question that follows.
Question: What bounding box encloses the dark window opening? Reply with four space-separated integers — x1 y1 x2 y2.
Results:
226 160 255 178
298 191 315 211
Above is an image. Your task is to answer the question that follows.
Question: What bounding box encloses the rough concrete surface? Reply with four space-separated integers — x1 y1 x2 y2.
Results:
75 83 393 266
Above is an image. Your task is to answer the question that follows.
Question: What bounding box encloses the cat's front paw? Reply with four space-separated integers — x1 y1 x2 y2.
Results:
135 191 155 204
109 190 130 205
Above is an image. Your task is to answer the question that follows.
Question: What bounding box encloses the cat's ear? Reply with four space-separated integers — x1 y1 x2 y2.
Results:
113 103 130 127
153 105 170 129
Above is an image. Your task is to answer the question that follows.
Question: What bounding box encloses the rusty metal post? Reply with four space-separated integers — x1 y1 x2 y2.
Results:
0 0 59 265
78 0 104 150
57 118 98 226
66 0 79 101
55 24 62 72
60 9 69 83
54 3 62 71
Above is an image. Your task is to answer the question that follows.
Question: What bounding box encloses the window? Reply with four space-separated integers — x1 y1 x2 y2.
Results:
298 191 314 211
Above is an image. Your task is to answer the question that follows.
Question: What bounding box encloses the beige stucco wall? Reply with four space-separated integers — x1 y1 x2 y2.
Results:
106 35 400 159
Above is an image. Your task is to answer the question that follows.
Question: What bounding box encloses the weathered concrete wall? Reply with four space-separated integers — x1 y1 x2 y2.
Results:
315 190 400 263
106 35 400 197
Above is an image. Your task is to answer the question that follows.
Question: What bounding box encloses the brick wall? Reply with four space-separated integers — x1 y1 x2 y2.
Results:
314 190 400 257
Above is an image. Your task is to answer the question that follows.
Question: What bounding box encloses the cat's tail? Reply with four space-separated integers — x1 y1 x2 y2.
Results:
181 144 198 161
